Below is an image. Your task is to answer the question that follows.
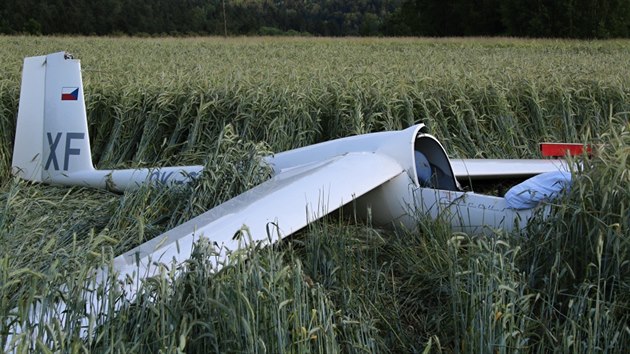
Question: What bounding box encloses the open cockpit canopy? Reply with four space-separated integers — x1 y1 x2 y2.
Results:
413 132 460 191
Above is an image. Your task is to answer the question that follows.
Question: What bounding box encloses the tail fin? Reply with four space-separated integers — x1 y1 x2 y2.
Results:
12 52 94 183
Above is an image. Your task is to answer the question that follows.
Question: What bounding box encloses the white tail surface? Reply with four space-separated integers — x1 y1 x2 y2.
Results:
13 52 94 182
12 54 47 182
12 52 203 191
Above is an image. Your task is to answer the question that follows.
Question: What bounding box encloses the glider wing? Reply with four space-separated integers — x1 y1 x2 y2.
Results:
111 152 404 283
451 158 570 180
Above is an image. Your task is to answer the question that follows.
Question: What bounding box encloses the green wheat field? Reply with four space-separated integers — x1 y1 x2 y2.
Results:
0 36 629 353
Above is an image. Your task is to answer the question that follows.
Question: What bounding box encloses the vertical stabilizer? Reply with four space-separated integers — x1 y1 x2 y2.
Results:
12 52 95 183
42 52 94 180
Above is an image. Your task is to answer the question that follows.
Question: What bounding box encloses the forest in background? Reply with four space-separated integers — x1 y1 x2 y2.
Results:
1 0 629 38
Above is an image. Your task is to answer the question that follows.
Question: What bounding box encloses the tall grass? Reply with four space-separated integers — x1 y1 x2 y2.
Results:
1 36 629 352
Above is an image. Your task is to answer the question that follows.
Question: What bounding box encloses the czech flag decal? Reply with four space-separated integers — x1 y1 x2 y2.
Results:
61 87 79 101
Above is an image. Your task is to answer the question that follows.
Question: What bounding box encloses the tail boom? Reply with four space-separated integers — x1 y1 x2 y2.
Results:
64 166 204 192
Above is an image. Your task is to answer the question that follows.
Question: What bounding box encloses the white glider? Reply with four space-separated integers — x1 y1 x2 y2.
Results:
10 50 574 285
4 52 573 350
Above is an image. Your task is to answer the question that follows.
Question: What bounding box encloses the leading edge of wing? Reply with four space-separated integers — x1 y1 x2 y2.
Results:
112 152 404 277
451 158 570 180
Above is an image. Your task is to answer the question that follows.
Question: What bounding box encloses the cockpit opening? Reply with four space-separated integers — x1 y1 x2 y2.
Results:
414 134 460 191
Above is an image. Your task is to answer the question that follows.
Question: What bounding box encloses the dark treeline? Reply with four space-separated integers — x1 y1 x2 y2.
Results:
1 0 628 38
388 0 630 38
